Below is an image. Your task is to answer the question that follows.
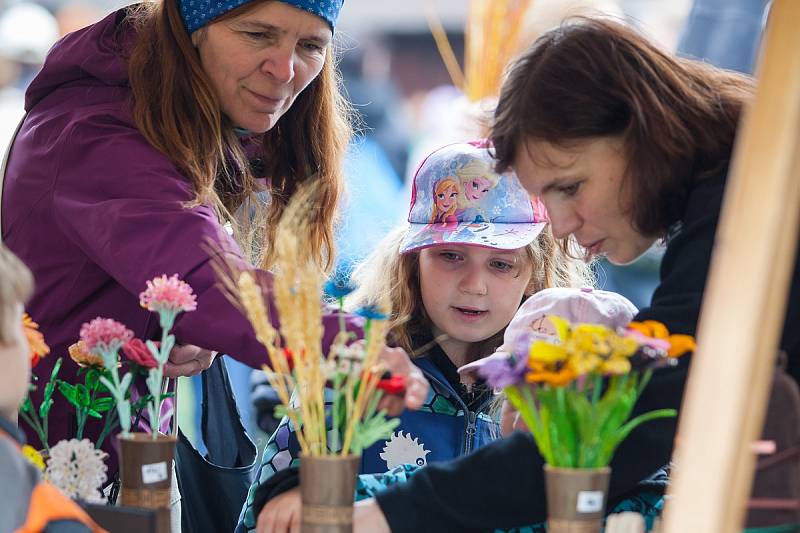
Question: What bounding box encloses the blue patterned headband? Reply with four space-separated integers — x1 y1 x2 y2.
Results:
179 0 344 34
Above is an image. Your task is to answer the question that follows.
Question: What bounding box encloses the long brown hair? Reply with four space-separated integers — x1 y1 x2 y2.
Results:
347 226 592 357
491 17 755 237
126 0 351 271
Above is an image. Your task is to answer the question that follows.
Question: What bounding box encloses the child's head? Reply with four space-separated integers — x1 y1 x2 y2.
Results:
0 244 34 418
350 142 592 356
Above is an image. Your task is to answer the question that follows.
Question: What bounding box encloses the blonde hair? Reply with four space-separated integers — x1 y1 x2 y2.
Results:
429 178 460 224
126 0 352 272
0 245 33 345
347 226 592 356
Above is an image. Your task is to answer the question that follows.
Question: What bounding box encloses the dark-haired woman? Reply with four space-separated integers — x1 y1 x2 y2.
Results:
352 17 800 532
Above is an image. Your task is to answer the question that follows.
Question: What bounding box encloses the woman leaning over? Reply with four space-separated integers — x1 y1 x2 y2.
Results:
353 17 800 532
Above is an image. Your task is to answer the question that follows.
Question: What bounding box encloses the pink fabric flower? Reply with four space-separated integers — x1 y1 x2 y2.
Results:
79 318 133 353
122 338 158 369
139 274 197 313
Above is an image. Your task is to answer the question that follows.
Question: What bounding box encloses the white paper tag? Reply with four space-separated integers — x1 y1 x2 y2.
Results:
576 490 604 513
141 461 168 484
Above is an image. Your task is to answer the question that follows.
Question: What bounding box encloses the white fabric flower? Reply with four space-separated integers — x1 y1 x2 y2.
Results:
45 438 108 503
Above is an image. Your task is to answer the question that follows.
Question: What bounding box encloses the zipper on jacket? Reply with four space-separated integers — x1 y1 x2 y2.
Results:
464 411 477 455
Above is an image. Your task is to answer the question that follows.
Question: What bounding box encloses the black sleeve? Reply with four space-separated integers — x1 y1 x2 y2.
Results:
375 432 546 533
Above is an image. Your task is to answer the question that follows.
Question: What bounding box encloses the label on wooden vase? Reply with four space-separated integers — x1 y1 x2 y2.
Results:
576 490 604 513
141 461 168 484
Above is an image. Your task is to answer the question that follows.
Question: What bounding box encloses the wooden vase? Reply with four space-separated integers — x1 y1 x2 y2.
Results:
299 454 361 533
118 433 176 511
544 465 611 533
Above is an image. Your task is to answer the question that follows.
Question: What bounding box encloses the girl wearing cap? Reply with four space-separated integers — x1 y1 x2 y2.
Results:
0 0 427 473
249 142 592 532
353 17 800 533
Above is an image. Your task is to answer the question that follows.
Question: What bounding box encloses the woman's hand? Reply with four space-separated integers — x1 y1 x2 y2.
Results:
256 487 301 533
376 346 429 416
164 344 216 378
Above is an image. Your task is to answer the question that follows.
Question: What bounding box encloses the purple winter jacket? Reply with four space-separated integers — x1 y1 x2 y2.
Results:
1 9 354 456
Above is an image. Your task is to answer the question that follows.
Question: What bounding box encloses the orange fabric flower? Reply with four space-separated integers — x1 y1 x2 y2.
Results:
667 334 696 358
23 313 49 368
628 320 695 358
68 340 104 368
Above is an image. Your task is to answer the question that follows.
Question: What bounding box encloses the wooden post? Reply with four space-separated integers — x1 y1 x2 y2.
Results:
662 1 800 531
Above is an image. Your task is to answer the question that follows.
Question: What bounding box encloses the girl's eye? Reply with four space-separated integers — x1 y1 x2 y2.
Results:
490 260 514 272
560 182 582 197
449 192 457 199
439 251 462 262
437 193 444 200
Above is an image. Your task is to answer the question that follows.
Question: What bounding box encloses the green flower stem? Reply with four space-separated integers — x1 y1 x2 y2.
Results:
42 404 50 446
95 407 119 450
75 385 98 439
18 406 48 452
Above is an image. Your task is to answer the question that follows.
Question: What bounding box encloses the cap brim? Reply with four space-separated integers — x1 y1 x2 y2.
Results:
399 221 547 254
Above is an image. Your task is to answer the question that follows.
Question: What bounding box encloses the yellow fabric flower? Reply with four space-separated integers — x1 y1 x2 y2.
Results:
68 340 104 368
529 341 567 364
568 351 601 376
599 356 631 375
22 445 45 471
548 315 570 341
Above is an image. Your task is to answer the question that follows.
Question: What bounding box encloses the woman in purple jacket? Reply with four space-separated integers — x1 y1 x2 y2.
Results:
1 0 426 458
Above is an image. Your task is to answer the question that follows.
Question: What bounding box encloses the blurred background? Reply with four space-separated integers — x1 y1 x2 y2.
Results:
0 0 770 448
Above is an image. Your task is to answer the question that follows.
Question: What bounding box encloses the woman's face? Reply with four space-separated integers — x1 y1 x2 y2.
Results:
195 1 331 133
513 137 656 265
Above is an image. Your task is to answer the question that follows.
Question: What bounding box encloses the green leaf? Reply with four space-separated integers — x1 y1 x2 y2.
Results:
39 398 54 421
599 408 677 465
119 372 133 394
98 376 118 399
91 396 115 413
350 411 400 454
49 357 63 382
76 383 90 407
58 381 80 408
85 368 100 390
